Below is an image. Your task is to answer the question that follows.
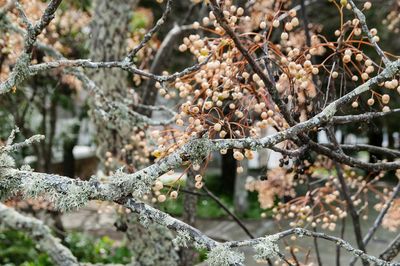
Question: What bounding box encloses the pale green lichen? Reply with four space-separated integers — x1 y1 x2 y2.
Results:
1 53 32 93
182 136 212 164
0 153 15 169
206 244 244 266
0 175 20 200
253 234 280 261
5 127 19 146
53 184 91 211
0 154 16 197
20 164 33 172
21 174 91 211
194 240 207 250
138 215 151 228
172 229 191 248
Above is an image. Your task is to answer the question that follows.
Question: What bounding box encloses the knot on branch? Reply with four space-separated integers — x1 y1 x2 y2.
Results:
111 168 154 198
382 60 400 79
13 53 31 84
293 228 307 237
181 137 212 164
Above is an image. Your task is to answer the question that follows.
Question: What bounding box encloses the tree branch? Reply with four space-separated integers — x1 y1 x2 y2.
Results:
0 202 79 266
348 0 390 66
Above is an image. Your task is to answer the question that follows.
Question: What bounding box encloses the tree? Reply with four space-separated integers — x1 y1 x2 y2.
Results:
1 0 400 265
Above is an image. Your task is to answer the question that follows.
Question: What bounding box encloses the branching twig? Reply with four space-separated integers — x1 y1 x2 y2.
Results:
351 182 400 265
125 0 173 63
348 0 390 66
203 185 254 239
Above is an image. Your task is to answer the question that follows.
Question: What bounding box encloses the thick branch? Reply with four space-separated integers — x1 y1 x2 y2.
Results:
0 202 79 266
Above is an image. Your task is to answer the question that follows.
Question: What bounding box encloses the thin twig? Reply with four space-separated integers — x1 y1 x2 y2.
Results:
348 0 390 66
125 0 173 63
203 185 255 239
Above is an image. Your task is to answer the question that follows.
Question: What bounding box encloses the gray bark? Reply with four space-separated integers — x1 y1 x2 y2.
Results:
88 1 179 265
180 171 198 265
89 0 137 160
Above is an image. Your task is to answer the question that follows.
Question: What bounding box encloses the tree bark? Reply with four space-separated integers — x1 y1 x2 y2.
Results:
89 1 179 265
180 171 198 266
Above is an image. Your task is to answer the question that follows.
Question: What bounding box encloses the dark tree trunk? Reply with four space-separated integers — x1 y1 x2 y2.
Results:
62 141 75 178
368 120 383 162
221 149 236 195
62 123 80 178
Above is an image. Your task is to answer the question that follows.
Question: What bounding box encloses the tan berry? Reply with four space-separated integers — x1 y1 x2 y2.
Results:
154 180 163 191
158 194 167 202
343 54 351 63
195 174 203 182
170 191 178 199
372 36 380 42
213 123 222 131
382 94 390 104
219 130 227 138
245 149 254 159
193 21 200 29
285 22 293 31
179 44 188 52
291 17 299 27
195 181 204 189
364 2 372 9
192 163 200 171
233 151 244 161
367 98 375 106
